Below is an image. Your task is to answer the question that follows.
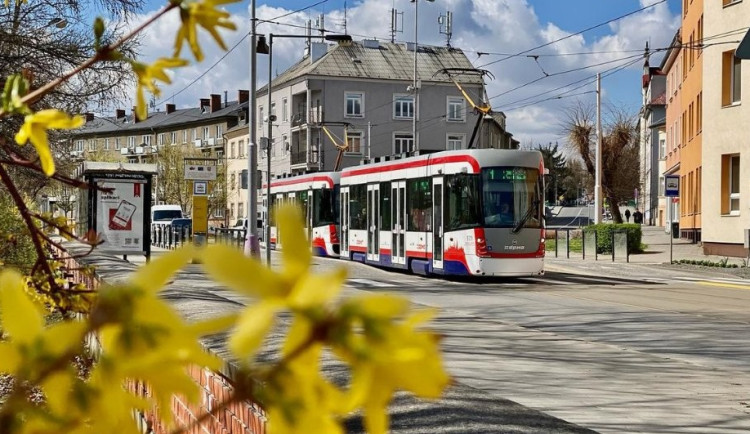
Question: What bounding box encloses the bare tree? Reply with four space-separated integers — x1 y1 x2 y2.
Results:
561 101 640 223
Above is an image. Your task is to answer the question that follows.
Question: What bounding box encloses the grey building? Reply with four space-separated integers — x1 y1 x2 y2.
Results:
254 39 517 180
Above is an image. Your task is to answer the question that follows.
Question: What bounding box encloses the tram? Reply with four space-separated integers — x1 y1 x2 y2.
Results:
339 149 545 276
265 172 340 257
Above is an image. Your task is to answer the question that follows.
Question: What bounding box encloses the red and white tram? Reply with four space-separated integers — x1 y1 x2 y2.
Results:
339 149 545 276
265 172 340 257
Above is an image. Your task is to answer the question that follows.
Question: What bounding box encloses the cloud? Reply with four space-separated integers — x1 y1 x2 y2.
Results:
109 0 678 149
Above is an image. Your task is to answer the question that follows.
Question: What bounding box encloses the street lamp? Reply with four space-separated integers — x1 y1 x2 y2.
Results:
263 32 352 265
410 0 434 155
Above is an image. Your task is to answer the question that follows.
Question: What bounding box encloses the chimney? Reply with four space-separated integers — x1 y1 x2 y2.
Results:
166 103 176 114
200 98 210 113
116 109 125 119
132 106 143 123
85 112 94 122
210 94 222 113
238 89 249 104
310 42 328 64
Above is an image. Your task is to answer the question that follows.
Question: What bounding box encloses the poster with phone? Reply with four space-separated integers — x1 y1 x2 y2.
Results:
96 180 145 252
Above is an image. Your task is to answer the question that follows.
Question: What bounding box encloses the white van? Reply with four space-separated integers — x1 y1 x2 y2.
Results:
151 204 183 224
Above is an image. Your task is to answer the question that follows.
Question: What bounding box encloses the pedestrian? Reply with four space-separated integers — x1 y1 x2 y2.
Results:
633 209 643 224
625 209 631 223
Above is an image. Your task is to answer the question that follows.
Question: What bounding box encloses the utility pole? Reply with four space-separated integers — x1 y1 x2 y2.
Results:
245 0 260 257
594 73 603 224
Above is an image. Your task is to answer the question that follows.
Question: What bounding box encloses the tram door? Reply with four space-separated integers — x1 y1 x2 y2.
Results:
367 184 380 261
432 177 444 270
391 181 406 265
340 186 350 258
305 189 313 240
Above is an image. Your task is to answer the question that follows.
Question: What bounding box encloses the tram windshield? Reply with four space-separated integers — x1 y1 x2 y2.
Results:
313 187 339 226
481 167 542 229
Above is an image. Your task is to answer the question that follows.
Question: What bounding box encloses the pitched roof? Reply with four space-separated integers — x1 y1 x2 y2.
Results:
73 102 247 137
262 41 483 93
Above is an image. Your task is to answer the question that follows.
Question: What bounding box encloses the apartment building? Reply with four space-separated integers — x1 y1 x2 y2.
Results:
676 0 704 242
639 46 667 227
701 0 748 256
69 91 250 224
662 30 682 234
225 39 518 223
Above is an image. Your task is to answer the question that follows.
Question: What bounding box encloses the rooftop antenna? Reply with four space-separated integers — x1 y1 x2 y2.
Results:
315 13 325 36
343 2 348 35
306 19 312 51
390 8 404 43
438 10 452 47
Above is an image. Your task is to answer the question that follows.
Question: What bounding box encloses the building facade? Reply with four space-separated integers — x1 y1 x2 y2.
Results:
701 0 748 256
662 30 683 235
640 47 667 227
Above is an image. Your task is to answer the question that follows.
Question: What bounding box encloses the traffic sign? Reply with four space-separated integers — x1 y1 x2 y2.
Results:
665 175 679 197
193 181 208 195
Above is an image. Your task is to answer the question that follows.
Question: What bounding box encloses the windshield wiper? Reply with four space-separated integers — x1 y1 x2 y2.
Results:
511 200 538 234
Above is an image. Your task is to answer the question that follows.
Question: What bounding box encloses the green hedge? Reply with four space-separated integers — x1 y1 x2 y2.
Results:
584 223 643 254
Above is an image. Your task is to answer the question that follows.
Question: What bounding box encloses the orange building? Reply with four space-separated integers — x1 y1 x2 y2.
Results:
677 0 704 242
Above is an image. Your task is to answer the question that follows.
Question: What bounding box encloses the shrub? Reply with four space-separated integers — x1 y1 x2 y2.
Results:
584 223 643 254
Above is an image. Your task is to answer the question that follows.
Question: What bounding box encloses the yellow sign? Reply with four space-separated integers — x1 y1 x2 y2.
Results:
193 195 208 234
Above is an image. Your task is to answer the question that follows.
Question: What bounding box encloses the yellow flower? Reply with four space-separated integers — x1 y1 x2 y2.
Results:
201 204 347 358
131 57 188 120
174 0 239 62
14 109 84 176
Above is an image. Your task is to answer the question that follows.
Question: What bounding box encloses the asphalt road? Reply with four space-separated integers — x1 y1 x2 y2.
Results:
316 256 750 433
138 249 750 433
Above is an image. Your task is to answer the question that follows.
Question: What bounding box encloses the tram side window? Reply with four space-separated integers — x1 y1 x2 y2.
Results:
269 195 277 225
445 174 482 231
349 184 367 230
314 189 337 226
407 177 432 231
380 182 391 229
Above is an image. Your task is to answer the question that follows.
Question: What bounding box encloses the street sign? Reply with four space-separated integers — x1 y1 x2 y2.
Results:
665 175 679 197
184 164 217 180
193 180 208 195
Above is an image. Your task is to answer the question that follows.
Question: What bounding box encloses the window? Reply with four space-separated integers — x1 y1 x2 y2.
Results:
238 139 245 157
689 102 694 140
697 15 703 57
271 138 276 158
230 204 235 219
380 182 391 230
346 131 363 154
259 106 264 127
171 132 177 144
128 136 136 148
722 50 741 106
216 125 223 138
393 94 414 119
697 92 702 133
659 138 666 160
104 138 110 150
406 177 432 231
282 98 288 122
349 185 366 230
447 134 465 150
230 142 235 159
659 176 665 196
142 135 152 146
345 92 364 118
230 172 236 190
114 138 121 150
238 202 244 218
157 133 165 147
722 154 741 215
313 188 338 226
88 139 95 151
445 174 482 231
697 166 702 212
281 135 288 156
447 96 465 122
216 149 224 163
393 133 413 154
203 127 210 139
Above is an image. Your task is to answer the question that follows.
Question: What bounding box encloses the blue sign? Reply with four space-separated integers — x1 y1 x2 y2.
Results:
665 175 679 197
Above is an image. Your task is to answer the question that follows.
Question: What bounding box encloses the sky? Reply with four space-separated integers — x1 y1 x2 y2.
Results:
112 0 682 149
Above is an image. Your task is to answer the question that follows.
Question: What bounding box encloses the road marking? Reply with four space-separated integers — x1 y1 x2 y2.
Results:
697 281 750 291
347 278 396 288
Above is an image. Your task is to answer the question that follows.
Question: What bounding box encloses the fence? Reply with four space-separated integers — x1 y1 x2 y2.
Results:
151 224 192 250
213 228 246 249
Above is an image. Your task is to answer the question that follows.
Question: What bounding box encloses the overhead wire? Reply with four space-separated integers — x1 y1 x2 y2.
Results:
477 0 668 69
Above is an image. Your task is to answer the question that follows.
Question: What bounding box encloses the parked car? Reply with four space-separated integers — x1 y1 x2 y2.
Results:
170 218 192 234
230 218 264 240
151 204 183 225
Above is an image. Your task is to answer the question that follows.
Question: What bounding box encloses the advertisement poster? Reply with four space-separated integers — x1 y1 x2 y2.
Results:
96 180 145 252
